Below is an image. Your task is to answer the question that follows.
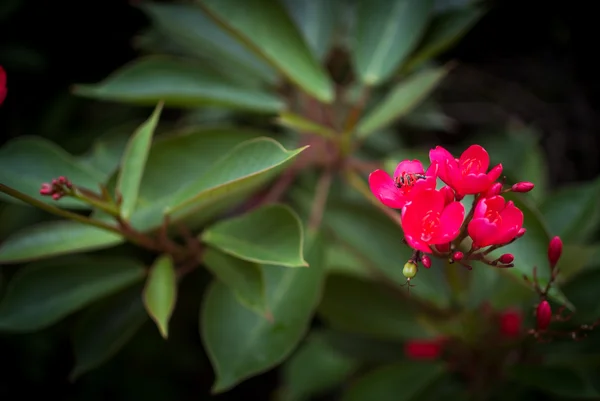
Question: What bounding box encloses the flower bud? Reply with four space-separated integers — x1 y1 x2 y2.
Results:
452 251 464 261
499 253 514 264
484 182 503 198
499 308 522 338
512 182 535 193
403 261 418 279
516 228 526 238
547 236 563 268
440 185 455 205
404 338 444 360
421 255 431 269
536 300 552 331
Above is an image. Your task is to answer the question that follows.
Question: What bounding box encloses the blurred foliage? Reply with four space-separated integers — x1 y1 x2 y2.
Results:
2 0 600 400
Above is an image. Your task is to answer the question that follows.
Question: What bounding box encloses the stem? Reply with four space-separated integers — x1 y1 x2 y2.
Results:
72 187 120 217
308 169 333 232
340 86 371 155
454 195 479 245
344 169 403 229
0 183 122 235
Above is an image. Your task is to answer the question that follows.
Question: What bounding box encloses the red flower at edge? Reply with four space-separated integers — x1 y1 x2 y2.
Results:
369 159 437 209
468 195 524 247
429 145 502 196
0 66 6 105
401 187 464 253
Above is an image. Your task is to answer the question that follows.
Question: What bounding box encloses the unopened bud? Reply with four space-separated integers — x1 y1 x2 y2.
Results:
403 262 418 279
484 182 503 198
536 300 552 331
421 255 431 269
39 183 52 195
516 228 526 238
452 251 464 261
52 193 61 200
499 253 514 264
547 236 563 268
512 182 535 193
440 186 455 205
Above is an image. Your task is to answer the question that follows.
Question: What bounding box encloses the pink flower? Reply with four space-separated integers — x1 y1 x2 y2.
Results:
429 145 502 195
401 187 464 253
0 66 6 105
467 195 523 247
368 160 437 209
404 338 445 360
499 308 522 338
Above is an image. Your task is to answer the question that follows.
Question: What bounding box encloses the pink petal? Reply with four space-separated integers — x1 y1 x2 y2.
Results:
487 163 503 182
368 170 407 209
413 175 437 192
405 234 432 253
425 162 439 178
429 146 454 184
496 202 524 244
485 195 506 211
433 201 465 243
468 217 498 247
394 159 425 178
459 145 490 173
456 173 492 195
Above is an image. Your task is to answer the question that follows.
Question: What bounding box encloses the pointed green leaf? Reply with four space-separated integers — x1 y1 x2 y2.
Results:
403 8 484 72
79 123 135 176
197 0 334 103
0 256 145 332
357 67 448 138
71 284 148 380
203 248 268 316
140 2 276 84
143 254 177 339
73 56 284 112
276 111 336 139
318 274 431 341
0 136 106 209
281 332 358 401
116 103 163 219
281 0 340 60
0 220 124 264
201 204 307 268
342 362 446 401
353 0 434 85
201 233 326 393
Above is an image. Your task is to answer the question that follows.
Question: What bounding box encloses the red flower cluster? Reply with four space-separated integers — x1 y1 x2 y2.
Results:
369 145 532 276
0 66 6 105
39 176 73 200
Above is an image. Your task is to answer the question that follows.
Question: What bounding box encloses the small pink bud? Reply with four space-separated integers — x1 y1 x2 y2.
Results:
512 182 535 193
499 253 514 264
536 300 552 331
439 186 455 205
516 228 526 238
484 182 503 198
452 251 464 261
39 183 52 195
421 255 432 269
548 236 563 268
52 193 61 200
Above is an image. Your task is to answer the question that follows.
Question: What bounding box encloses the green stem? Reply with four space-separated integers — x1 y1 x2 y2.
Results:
71 187 121 217
0 183 122 235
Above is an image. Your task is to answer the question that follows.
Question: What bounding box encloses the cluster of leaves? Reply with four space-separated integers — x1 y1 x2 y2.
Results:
2 0 600 400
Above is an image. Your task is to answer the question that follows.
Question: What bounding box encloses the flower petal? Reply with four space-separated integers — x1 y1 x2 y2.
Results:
433 201 464 243
459 145 489 173
456 173 492 195
394 159 424 178
425 161 439 178
496 201 524 244
429 146 454 184
368 170 407 209
404 234 432 253
468 217 498 247
487 163 503 182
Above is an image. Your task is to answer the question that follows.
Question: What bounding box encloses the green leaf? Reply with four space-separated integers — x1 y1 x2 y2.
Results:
0 136 106 209
318 274 431 341
562 267 600 323
540 178 600 243
276 111 336 139
403 8 484 72
140 2 276 84
352 0 434 85
143 254 177 339
203 248 268 317
73 56 284 112
197 0 334 103
78 123 135 176
508 366 600 399
356 67 448 138
281 332 358 401
0 220 124 264
201 204 308 268
70 284 148 380
201 232 326 393
116 103 163 219
342 362 446 401
0 256 145 332
325 240 372 279
281 0 339 60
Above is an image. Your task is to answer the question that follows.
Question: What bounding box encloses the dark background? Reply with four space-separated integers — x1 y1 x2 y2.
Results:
0 0 598 399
